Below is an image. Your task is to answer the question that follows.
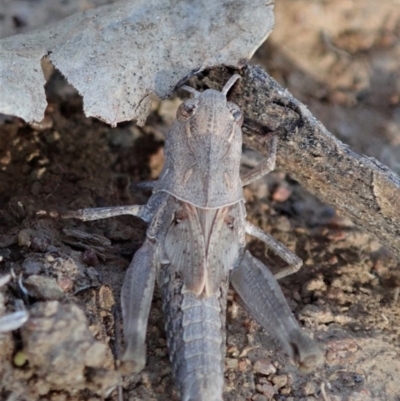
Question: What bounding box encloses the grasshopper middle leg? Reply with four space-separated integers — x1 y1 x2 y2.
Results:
60 205 148 221
245 222 303 279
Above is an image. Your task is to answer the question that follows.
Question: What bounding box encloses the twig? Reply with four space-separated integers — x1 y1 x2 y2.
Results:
205 66 400 260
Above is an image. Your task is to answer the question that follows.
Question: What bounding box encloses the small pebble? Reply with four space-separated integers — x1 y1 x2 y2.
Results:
253 359 276 376
227 345 239 357
247 333 255 345
57 276 74 292
238 359 248 372
45 254 55 262
226 358 238 370
82 249 99 267
299 304 334 324
35 379 51 396
276 215 291 232
272 185 292 202
293 291 302 302
22 258 42 275
18 229 33 248
44 130 61 143
302 277 327 297
328 255 338 265
303 381 316 396
31 236 49 253
272 374 288 388
280 386 292 395
25 275 64 300
257 383 275 399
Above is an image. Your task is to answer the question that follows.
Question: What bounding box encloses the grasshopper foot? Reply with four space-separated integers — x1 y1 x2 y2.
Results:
288 329 323 373
119 345 146 375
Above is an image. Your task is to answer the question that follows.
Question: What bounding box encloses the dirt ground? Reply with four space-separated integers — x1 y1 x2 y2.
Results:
1 1 400 401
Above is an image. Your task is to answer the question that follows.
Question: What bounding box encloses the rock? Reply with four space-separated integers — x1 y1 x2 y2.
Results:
21 301 118 395
22 258 42 275
226 358 239 370
253 359 276 376
272 184 292 202
302 276 327 297
303 381 316 396
82 249 99 267
31 236 49 253
299 304 335 324
24 275 64 300
84 342 109 368
18 229 34 247
56 276 74 292
257 382 275 399
272 374 288 389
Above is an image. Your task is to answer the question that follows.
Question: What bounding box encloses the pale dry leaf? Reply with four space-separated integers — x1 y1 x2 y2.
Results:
0 0 115 40
0 0 274 125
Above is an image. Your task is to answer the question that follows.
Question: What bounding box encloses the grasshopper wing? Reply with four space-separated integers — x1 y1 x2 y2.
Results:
163 201 206 295
204 206 242 296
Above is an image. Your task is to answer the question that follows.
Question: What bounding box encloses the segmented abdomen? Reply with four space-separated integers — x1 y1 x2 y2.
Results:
161 271 228 401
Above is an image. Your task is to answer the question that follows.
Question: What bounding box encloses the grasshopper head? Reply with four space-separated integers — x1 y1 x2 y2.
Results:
178 74 242 131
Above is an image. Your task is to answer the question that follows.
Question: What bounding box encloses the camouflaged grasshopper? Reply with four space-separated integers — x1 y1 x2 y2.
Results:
61 75 323 401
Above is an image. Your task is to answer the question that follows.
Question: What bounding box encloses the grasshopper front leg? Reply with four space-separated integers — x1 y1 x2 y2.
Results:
230 251 323 373
120 239 157 374
241 135 277 186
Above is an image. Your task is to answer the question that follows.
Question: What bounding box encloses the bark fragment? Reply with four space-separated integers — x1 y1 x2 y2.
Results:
206 65 400 259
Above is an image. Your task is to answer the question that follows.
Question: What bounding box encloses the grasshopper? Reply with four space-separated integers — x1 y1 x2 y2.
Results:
60 75 323 400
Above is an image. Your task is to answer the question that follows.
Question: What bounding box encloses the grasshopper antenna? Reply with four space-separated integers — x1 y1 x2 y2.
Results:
180 85 200 97
181 73 241 97
222 74 241 96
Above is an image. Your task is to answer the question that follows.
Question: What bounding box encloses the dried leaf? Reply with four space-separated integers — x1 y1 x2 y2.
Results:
0 0 274 125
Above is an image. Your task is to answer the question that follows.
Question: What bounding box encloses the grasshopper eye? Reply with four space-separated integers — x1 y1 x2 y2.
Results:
177 99 199 122
228 102 243 126
232 110 241 121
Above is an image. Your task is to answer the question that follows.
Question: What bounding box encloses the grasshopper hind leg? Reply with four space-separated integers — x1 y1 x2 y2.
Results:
230 250 323 373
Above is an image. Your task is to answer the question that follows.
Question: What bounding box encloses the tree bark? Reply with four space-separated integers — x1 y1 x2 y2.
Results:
205 65 400 259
